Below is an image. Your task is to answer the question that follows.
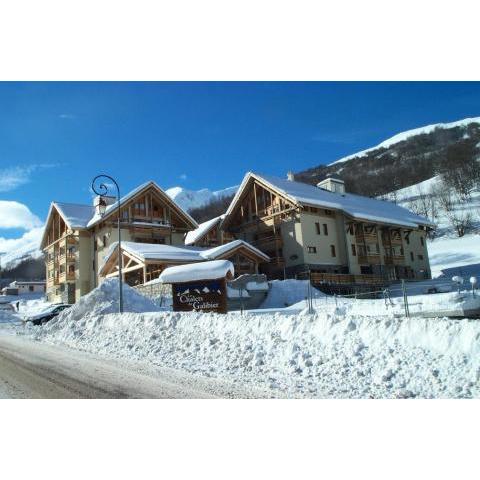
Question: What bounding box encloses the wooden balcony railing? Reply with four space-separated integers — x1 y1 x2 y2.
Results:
355 233 378 243
252 234 283 248
310 272 385 286
357 254 381 265
268 257 285 266
384 255 405 265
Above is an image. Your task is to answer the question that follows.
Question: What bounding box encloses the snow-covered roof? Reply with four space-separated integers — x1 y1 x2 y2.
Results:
100 239 270 274
54 202 95 228
226 172 433 229
42 181 199 249
103 242 203 266
201 239 270 261
158 260 234 283
87 181 198 229
184 215 224 245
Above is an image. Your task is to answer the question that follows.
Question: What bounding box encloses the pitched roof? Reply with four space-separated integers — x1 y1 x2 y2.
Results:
42 181 199 249
87 181 198 229
225 172 433 228
54 202 95 228
99 239 270 275
184 215 225 245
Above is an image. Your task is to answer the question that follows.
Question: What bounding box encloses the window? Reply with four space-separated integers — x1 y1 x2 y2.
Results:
315 222 321 235
418 254 424 260
351 244 356 256
420 236 424 246
325 209 332 216
405 235 410 245
307 246 317 254
29 286 34 292
323 223 328 235
103 235 108 247
330 245 336 257
410 252 414 261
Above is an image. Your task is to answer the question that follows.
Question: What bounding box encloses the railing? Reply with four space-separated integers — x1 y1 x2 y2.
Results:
252 234 283 248
257 205 283 217
131 218 171 227
355 232 378 243
384 255 405 265
357 254 381 265
268 257 285 266
382 234 403 246
310 272 385 285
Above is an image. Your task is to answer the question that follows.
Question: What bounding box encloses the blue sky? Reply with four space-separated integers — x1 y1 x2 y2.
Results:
1 81 480 242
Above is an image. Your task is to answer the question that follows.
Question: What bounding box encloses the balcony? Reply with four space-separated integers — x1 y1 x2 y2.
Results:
384 255 405 266
252 233 283 249
268 256 285 266
59 253 76 264
355 232 378 244
58 271 75 283
310 272 385 286
357 254 381 265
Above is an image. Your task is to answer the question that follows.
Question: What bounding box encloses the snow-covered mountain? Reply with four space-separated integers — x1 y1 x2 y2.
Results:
329 116 480 165
165 185 237 212
0 227 44 270
296 115 480 198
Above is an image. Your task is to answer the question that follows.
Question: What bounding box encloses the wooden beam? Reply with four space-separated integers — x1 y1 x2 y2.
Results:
106 263 144 278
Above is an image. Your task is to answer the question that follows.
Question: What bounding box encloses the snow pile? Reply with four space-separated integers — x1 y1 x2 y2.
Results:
46 279 161 326
260 279 324 309
28 307 480 398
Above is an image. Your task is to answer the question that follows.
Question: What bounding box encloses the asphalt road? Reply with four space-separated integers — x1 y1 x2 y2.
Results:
0 334 261 399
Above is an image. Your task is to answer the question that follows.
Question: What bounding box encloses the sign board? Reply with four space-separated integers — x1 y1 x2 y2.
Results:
172 278 227 313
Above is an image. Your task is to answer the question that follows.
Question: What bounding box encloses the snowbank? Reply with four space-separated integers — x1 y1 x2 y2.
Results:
48 279 161 326
260 279 324 309
28 307 480 398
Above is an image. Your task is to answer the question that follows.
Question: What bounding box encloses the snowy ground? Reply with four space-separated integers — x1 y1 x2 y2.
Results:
0 279 478 399
387 175 480 277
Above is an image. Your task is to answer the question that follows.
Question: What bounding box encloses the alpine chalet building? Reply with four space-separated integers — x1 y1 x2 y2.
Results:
41 181 268 303
219 172 433 284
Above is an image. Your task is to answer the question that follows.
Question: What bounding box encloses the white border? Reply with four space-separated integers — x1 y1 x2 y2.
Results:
1 1 480 80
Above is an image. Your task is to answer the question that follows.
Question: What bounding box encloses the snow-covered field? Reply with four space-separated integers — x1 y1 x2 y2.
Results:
385 175 480 277
0 279 477 399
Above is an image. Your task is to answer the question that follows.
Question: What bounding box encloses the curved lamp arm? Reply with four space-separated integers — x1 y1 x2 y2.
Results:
91 174 123 313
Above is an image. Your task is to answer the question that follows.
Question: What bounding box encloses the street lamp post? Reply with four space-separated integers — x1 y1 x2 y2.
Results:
91 175 124 313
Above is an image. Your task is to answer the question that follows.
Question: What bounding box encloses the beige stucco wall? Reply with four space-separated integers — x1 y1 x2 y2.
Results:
298 211 345 269
76 230 93 300
280 215 305 268
404 230 430 278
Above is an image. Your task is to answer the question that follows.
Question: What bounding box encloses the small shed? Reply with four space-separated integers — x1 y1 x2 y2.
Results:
158 260 234 313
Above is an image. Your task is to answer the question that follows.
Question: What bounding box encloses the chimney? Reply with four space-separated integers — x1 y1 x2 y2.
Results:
287 171 295 181
317 175 345 194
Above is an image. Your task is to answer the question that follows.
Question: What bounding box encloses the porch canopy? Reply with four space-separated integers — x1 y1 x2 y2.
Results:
99 240 269 285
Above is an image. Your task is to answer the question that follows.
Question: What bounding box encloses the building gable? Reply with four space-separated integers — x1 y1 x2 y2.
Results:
222 173 300 231
88 182 198 231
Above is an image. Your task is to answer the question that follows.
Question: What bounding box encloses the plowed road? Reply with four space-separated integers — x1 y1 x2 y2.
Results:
0 334 263 399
